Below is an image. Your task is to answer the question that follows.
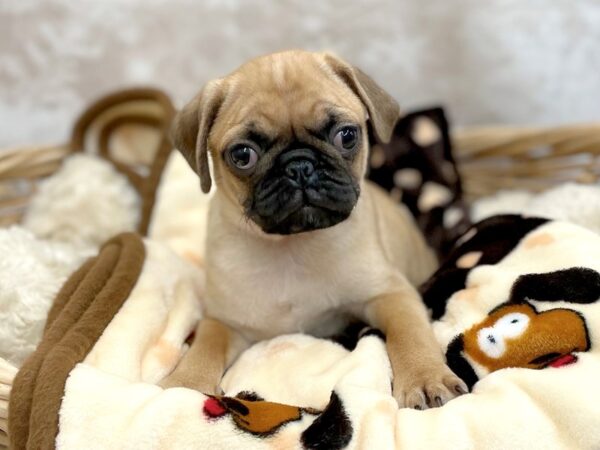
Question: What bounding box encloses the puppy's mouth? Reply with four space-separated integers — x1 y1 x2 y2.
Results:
246 149 360 235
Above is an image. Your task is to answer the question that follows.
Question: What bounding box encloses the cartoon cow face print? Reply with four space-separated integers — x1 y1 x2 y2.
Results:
462 302 589 373
201 391 353 450
435 216 600 389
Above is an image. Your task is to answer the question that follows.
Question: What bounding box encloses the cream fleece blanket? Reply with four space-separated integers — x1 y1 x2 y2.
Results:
6 215 600 449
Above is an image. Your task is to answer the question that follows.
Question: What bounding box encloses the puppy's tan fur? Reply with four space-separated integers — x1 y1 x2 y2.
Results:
163 50 466 408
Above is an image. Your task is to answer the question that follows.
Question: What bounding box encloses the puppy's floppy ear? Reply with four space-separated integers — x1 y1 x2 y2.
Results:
170 80 226 193
323 53 399 144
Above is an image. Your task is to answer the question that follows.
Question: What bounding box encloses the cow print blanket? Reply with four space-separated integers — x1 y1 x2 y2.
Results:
8 215 600 449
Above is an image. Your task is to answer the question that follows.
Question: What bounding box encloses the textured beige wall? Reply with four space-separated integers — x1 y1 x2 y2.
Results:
1 0 600 147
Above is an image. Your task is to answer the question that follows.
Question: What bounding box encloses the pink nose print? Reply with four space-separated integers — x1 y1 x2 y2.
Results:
203 397 227 419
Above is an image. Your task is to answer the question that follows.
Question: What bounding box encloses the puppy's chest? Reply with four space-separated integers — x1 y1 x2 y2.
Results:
205 241 383 340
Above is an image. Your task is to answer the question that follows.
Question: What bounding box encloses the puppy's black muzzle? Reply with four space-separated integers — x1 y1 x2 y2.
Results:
247 147 359 235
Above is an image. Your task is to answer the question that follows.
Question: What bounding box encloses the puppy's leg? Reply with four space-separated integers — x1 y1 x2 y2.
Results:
364 282 467 409
159 318 248 394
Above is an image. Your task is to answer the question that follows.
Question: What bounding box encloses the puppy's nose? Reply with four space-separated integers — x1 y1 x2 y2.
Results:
285 159 315 184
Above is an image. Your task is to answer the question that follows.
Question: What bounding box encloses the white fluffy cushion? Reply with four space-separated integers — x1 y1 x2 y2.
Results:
0 227 90 366
22 154 140 250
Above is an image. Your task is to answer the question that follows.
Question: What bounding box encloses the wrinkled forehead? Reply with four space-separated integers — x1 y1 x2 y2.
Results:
210 54 366 151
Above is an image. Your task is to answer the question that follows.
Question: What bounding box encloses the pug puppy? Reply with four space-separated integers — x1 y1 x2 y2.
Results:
163 50 467 408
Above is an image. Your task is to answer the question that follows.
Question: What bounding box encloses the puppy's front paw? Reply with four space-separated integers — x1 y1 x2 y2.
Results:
393 364 467 410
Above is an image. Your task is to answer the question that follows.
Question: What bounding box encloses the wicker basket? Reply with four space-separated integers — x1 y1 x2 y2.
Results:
0 88 175 232
453 123 600 199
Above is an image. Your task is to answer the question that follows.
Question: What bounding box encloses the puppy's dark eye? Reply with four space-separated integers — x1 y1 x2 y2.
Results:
228 145 259 171
332 126 359 153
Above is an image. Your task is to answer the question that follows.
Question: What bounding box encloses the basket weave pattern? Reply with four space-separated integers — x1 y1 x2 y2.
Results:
453 124 600 199
0 145 71 227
